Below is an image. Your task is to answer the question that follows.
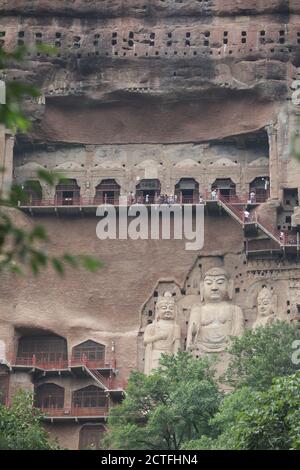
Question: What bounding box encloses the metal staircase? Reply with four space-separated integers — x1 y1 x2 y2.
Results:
84 365 111 390
217 195 291 247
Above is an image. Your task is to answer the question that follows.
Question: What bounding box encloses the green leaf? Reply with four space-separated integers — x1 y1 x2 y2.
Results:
62 254 79 268
80 256 103 272
51 257 65 275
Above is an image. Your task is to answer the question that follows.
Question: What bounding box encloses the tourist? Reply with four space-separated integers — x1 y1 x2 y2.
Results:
244 209 250 222
250 191 256 204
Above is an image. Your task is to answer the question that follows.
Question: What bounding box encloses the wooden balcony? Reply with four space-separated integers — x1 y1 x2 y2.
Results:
39 405 109 422
10 354 115 374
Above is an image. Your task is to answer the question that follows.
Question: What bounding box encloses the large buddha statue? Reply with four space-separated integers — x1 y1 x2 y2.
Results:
186 267 244 355
144 291 181 375
253 286 276 329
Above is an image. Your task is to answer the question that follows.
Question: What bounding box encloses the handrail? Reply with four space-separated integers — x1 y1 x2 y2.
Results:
11 355 114 371
40 405 109 417
256 215 281 243
18 194 299 247
84 366 110 390
217 194 300 247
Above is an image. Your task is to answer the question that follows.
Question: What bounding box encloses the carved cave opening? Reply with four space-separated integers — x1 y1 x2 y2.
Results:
175 178 199 204
249 177 270 203
16 333 68 368
72 385 108 413
79 424 105 450
94 179 120 205
55 179 80 206
34 383 65 411
72 340 106 367
212 178 236 199
22 180 43 205
135 179 161 203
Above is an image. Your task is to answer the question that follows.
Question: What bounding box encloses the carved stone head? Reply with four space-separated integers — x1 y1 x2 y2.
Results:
257 287 274 317
201 267 234 303
155 291 176 321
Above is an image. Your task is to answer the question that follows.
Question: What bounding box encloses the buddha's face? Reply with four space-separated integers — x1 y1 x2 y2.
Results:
257 296 272 317
203 274 229 302
156 300 175 320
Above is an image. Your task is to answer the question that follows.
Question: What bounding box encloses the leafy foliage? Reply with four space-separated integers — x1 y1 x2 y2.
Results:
224 374 300 450
0 389 59 450
105 323 300 451
104 352 222 450
182 322 300 450
224 321 300 391
185 374 300 450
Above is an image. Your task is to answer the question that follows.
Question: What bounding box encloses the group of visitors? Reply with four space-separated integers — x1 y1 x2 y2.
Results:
125 188 262 205
127 193 206 205
127 193 180 205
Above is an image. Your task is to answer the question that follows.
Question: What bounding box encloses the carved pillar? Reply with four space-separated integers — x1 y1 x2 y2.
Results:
0 126 14 196
266 124 279 200
84 145 95 200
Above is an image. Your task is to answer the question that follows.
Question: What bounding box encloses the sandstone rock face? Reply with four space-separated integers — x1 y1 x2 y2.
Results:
1 1 300 449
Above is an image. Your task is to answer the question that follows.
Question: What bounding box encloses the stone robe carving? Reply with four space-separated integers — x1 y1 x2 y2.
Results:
144 292 181 375
253 286 276 329
186 267 244 354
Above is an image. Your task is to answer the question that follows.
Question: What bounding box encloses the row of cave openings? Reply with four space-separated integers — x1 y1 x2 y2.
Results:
20 177 270 206
0 363 106 449
1 335 114 426
16 335 108 368
0 29 299 56
0 368 105 449
34 383 108 416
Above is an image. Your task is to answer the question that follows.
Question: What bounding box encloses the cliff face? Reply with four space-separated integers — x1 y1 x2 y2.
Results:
0 0 299 144
0 1 299 18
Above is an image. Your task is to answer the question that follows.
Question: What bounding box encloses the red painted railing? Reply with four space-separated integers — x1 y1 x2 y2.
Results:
256 215 282 243
218 195 245 221
70 358 107 369
19 191 259 207
13 354 113 371
40 405 109 417
219 194 299 247
84 366 119 390
15 355 68 370
281 232 300 246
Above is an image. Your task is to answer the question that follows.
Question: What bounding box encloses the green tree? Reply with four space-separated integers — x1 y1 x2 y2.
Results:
103 352 222 450
224 320 300 391
225 374 300 450
186 373 300 450
182 322 300 450
0 389 59 450
181 387 256 450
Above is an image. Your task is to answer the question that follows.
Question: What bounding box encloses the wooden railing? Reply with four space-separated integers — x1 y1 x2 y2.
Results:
218 194 300 247
15 355 68 370
40 405 109 417
12 354 114 371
